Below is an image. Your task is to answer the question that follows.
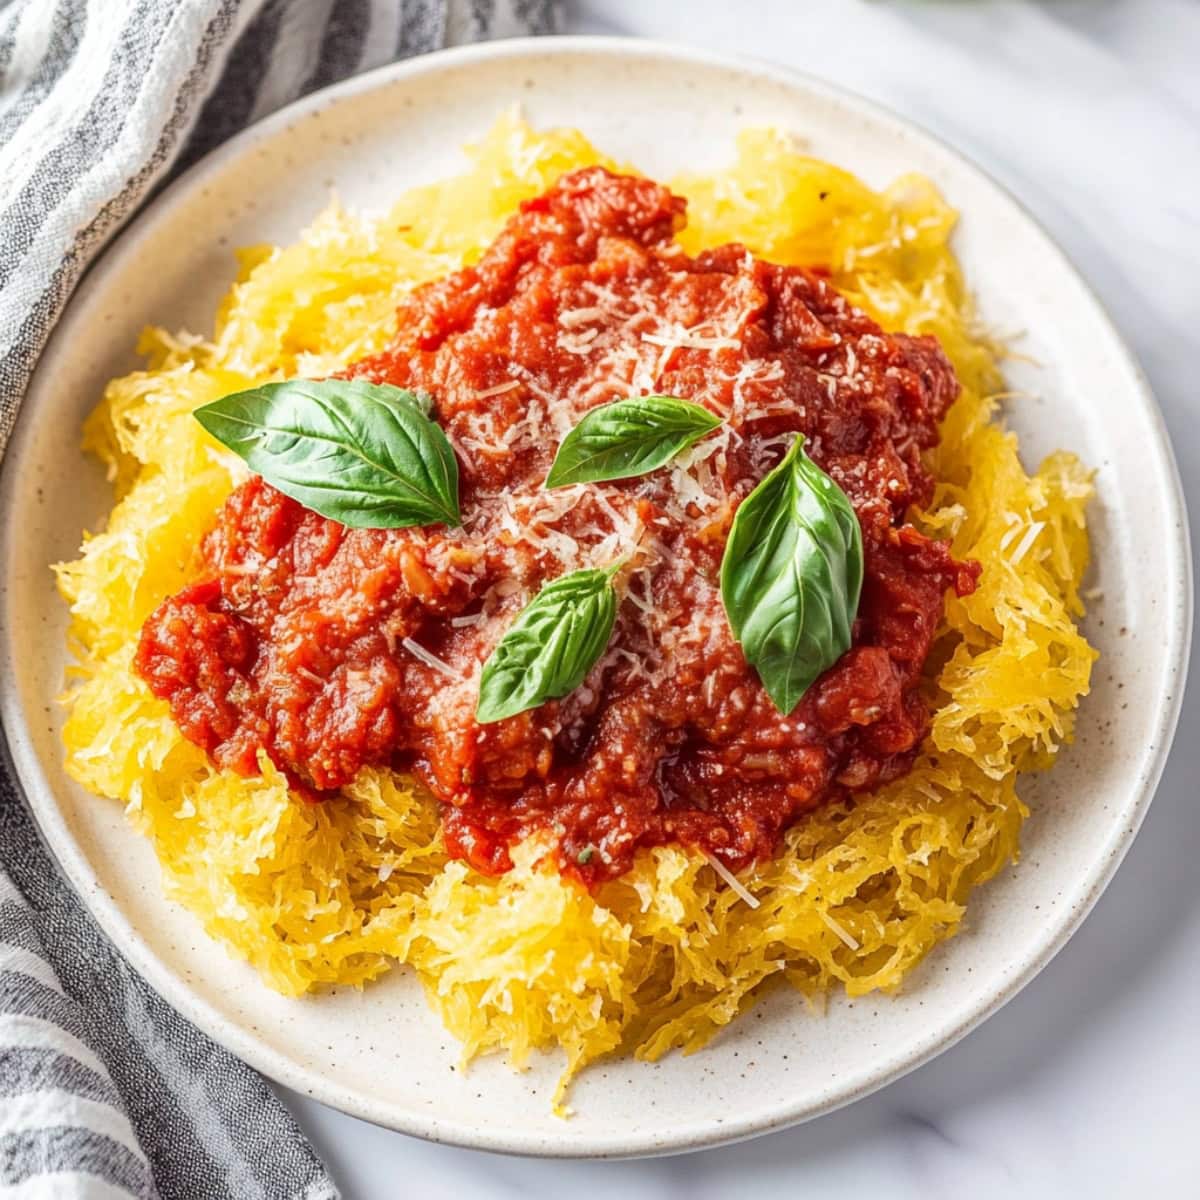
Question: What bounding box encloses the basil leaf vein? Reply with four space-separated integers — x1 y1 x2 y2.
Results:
194 379 460 529
476 564 621 723
720 436 863 714
545 395 721 489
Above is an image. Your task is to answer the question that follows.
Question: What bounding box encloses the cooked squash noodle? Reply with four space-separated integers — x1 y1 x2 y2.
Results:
57 115 1095 1110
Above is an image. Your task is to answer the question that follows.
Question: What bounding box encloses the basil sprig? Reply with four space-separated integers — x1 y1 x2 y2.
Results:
720 436 863 714
476 564 621 723
545 395 721 489
194 379 460 529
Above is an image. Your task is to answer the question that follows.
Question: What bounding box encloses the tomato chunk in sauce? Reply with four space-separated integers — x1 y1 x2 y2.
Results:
136 167 979 884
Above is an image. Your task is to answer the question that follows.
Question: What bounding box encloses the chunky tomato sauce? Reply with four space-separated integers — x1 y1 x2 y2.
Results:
137 168 978 883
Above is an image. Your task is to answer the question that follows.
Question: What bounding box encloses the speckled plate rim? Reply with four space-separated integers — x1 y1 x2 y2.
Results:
0 36 1191 1158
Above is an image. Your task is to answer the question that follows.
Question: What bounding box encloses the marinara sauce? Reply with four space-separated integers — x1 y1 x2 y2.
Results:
136 167 979 884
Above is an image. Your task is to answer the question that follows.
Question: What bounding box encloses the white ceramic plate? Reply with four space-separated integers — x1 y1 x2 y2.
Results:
0 38 1190 1157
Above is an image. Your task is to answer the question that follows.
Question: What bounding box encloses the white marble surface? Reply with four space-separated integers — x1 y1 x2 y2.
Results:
280 2 1200 1194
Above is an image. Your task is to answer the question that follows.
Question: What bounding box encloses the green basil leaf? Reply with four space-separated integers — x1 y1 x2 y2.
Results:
720 436 863 714
194 379 460 529
476 564 621 723
544 395 721 489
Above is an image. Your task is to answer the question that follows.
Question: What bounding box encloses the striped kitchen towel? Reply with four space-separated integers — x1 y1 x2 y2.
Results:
0 2 559 1198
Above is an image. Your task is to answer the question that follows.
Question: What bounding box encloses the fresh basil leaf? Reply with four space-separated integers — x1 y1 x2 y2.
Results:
720 436 863 714
194 379 460 529
544 395 721 489
476 564 621 723
394 388 435 417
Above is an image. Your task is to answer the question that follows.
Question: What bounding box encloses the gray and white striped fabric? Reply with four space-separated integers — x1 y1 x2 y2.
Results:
0 2 559 1197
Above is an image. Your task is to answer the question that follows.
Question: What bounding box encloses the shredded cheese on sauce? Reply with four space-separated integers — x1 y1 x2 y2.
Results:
400 637 458 680
57 115 1095 1113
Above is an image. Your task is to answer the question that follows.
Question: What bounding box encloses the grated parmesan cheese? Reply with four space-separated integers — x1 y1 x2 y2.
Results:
640 330 740 352
474 380 520 399
703 851 761 908
559 306 605 328
401 637 458 679
818 909 861 951
1008 521 1045 565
